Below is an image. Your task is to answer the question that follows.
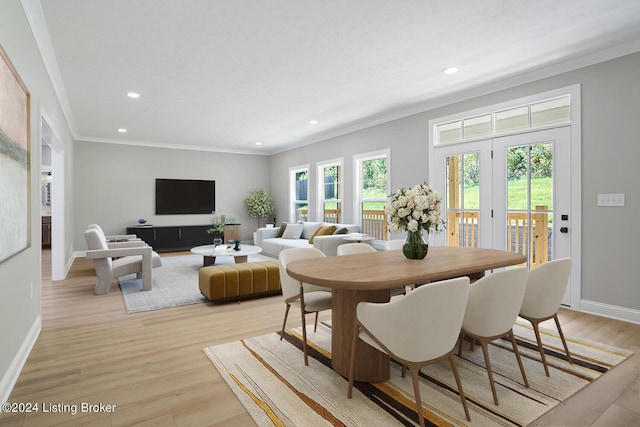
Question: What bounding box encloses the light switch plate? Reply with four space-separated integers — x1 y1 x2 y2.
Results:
597 193 625 206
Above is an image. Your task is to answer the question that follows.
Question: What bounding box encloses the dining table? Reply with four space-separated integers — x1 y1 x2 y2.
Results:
286 245 527 382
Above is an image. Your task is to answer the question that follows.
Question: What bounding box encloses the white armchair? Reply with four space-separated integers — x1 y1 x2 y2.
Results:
84 225 161 295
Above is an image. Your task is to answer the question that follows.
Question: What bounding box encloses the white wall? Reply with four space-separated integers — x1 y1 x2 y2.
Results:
269 52 640 320
73 142 271 248
0 0 76 402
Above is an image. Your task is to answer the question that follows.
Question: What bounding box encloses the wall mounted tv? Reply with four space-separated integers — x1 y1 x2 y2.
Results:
155 178 215 215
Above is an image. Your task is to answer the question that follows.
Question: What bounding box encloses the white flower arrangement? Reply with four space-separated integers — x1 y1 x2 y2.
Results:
386 183 444 234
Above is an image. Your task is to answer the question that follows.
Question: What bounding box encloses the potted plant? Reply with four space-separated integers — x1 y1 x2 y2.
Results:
207 212 229 245
244 189 275 229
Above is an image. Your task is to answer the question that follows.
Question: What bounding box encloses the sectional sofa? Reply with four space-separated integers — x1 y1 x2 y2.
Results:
255 221 360 257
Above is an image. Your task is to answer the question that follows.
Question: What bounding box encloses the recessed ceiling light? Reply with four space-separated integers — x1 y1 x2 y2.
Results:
309 120 318 125
443 67 458 74
127 92 140 99
118 128 127 133
255 142 263 146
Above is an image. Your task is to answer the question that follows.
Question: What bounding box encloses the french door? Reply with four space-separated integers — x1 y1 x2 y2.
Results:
433 126 573 305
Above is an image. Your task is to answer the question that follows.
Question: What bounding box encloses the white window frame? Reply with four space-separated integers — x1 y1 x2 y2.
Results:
289 164 310 222
316 158 343 223
353 149 391 240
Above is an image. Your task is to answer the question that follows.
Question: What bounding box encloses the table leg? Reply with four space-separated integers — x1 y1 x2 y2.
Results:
331 288 390 382
235 255 248 263
203 256 216 266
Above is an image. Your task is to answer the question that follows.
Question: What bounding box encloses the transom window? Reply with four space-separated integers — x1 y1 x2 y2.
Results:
435 95 571 145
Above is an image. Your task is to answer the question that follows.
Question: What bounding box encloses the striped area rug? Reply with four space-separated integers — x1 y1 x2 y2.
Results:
203 321 632 426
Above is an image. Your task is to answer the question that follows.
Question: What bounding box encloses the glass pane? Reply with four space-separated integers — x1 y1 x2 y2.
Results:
506 143 553 267
446 153 480 247
323 165 340 200
362 158 387 200
530 143 553 210
295 171 308 201
361 202 386 240
436 121 462 144
295 203 308 222
506 146 528 210
531 96 570 127
463 115 491 139
323 202 341 223
496 106 529 134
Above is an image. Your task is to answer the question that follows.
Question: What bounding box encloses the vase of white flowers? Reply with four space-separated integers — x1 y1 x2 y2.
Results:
386 183 444 259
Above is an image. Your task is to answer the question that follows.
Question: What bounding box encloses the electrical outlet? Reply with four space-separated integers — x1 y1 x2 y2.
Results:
597 193 625 207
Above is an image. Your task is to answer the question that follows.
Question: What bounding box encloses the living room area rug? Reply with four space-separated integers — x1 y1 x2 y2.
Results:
203 321 633 426
118 253 274 313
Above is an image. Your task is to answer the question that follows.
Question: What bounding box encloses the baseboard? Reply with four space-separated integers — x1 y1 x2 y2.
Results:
0 315 41 403
580 299 640 325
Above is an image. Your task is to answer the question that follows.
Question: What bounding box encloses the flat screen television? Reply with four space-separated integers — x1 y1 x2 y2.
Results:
155 178 215 215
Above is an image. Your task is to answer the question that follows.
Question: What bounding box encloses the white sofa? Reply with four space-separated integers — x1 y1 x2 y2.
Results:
255 222 360 257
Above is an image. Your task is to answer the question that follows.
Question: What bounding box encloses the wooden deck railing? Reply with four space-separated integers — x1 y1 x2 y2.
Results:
447 206 550 267
297 209 387 240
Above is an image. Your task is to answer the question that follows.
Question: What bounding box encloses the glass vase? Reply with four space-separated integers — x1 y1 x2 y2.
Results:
403 230 430 259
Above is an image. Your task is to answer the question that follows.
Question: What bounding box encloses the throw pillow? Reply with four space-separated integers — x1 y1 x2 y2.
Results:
333 227 349 235
309 225 337 244
281 223 304 239
302 222 323 240
275 222 289 238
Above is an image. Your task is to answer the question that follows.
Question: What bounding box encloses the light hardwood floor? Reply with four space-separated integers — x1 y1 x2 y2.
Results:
1 250 638 426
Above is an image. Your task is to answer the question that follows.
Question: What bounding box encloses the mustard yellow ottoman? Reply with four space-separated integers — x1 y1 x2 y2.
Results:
198 260 282 302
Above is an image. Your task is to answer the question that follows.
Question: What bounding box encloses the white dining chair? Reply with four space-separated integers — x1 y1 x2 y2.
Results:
278 247 332 365
383 239 404 251
458 267 529 405
519 257 573 376
347 277 472 426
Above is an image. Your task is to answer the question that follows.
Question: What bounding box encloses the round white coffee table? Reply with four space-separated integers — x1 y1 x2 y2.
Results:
190 244 262 266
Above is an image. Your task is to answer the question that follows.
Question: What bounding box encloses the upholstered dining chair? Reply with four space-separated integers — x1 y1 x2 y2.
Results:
278 247 332 365
338 243 405 296
383 239 404 251
458 267 529 405
347 277 472 426
519 257 573 376
336 242 374 256
84 225 161 295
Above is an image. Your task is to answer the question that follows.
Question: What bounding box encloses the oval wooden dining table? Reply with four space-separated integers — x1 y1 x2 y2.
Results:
286 246 527 382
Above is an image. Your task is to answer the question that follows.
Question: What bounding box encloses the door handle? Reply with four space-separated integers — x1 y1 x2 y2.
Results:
560 227 568 233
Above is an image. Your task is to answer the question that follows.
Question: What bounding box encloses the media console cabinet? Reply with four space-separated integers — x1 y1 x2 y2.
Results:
126 224 241 252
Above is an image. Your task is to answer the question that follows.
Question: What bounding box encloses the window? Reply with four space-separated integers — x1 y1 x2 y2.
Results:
289 165 309 222
434 95 571 145
354 150 390 240
317 159 343 223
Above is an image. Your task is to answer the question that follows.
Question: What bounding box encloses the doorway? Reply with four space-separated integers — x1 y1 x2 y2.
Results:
432 126 575 306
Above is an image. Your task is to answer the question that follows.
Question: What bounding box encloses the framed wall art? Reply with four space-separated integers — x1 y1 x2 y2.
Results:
0 44 31 264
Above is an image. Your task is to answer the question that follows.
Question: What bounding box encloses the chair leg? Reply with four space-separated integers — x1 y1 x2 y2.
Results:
314 311 319 332
554 314 573 365
301 306 309 366
448 353 471 422
280 304 291 340
480 341 499 405
410 367 426 427
457 332 464 357
531 320 550 377
508 329 529 388
347 322 360 398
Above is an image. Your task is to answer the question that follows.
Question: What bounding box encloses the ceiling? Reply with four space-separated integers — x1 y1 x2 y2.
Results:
35 0 640 155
